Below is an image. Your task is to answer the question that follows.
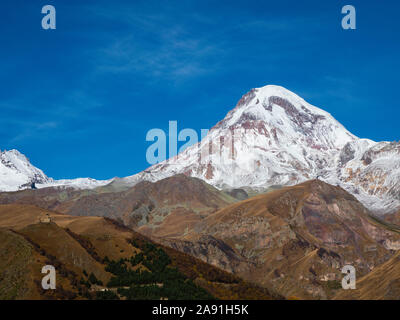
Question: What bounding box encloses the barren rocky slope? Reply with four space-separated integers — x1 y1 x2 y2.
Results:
0 204 278 300
161 180 400 299
335 250 400 300
2 177 400 299
0 175 236 239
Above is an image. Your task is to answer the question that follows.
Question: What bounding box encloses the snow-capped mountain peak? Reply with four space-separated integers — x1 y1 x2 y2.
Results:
0 149 112 192
127 85 357 186
124 85 400 214
1 85 399 214
214 85 356 149
0 149 50 191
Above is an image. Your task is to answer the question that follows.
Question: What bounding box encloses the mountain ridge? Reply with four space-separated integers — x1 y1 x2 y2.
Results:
0 204 279 300
164 179 400 299
1 85 399 214
0 149 112 192
123 85 400 214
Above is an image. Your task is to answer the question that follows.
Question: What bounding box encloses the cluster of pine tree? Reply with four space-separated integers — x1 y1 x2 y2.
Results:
103 243 213 300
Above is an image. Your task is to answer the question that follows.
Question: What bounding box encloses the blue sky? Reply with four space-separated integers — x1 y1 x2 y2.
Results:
0 0 399 180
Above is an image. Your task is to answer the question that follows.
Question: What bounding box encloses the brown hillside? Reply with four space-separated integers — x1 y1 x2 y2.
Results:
168 180 400 299
384 210 400 228
335 251 400 300
0 204 279 300
0 175 236 239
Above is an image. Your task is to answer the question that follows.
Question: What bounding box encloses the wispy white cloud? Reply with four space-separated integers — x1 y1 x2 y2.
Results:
6 121 58 144
0 89 105 145
88 8 226 82
87 3 326 85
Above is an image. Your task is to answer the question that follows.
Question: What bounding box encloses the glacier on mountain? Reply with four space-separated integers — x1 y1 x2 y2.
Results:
124 85 400 214
1 85 399 214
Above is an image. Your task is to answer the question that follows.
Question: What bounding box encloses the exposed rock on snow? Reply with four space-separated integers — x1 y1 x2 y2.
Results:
1 85 399 214
124 85 400 214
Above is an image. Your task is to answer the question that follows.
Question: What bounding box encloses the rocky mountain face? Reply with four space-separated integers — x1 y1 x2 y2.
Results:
0 175 236 239
56 174 236 239
335 140 400 214
159 180 400 299
2 173 400 299
0 85 399 300
0 204 278 300
124 85 400 215
335 250 400 300
1 85 398 214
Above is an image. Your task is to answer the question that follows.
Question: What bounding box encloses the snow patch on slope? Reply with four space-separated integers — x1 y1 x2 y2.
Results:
37 178 113 190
